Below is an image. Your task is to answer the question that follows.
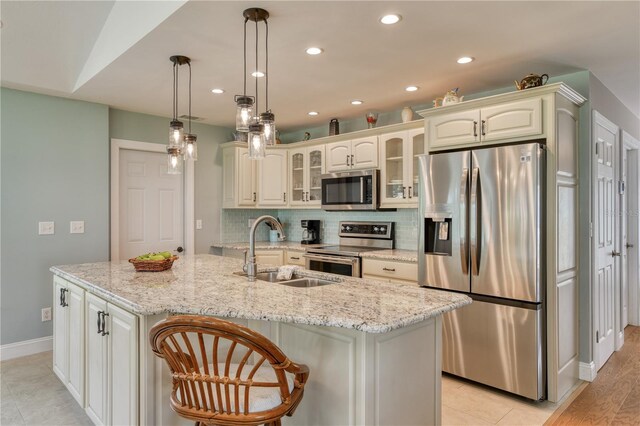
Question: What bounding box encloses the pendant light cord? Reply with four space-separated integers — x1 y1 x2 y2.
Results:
254 18 259 118
188 62 192 133
172 62 177 120
243 17 248 96
265 19 269 112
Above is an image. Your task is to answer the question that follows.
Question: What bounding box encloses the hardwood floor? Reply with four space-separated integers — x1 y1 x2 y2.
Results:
546 325 640 426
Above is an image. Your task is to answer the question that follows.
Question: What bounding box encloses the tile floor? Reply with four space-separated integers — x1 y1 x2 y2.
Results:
1 351 572 425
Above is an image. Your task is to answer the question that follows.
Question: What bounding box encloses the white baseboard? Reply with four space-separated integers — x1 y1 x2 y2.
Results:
0 336 53 361
579 361 597 382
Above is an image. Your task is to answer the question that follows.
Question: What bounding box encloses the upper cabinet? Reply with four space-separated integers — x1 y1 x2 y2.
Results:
326 137 378 172
379 128 425 208
427 97 543 150
223 146 256 208
257 149 288 207
289 146 325 207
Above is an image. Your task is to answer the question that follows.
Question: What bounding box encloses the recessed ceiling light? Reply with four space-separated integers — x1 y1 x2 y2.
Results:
380 14 402 25
457 56 474 64
211 88 225 94
308 111 319 116
351 100 363 105
306 47 324 55
405 86 419 92
252 71 265 78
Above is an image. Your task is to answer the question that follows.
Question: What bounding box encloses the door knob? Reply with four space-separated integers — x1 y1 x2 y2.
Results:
176 246 184 253
611 250 621 257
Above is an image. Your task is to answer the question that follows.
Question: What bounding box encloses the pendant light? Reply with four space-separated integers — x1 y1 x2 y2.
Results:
234 8 275 158
167 55 197 173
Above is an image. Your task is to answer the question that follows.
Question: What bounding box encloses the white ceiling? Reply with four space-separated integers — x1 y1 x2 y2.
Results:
2 1 639 132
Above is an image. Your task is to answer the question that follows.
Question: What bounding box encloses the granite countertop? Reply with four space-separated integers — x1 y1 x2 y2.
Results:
212 241 326 251
51 254 469 334
360 249 418 263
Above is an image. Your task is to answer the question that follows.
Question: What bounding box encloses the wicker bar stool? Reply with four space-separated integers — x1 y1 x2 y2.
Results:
149 315 309 426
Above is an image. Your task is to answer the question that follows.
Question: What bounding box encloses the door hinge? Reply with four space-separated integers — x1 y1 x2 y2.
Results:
596 330 599 343
595 142 599 156
619 180 625 195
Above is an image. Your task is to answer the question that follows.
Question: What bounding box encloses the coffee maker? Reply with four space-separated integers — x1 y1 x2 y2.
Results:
301 220 321 244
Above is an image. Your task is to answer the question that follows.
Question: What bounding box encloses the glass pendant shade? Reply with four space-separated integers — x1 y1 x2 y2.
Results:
248 123 266 159
169 120 185 149
167 147 183 174
184 133 198 160
260 112 276 146
235 96 254 132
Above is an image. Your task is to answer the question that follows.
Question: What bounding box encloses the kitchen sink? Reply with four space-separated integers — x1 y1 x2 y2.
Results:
233 271 336 287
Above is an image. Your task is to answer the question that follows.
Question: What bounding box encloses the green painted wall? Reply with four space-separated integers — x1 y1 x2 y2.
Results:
1 88 109 345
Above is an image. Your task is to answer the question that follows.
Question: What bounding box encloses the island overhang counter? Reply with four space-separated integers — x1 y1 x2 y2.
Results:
51 254 470 425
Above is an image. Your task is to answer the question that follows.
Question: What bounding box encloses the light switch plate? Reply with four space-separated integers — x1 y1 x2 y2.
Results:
196 219 202 230
70 221 85 234
38 221 54 235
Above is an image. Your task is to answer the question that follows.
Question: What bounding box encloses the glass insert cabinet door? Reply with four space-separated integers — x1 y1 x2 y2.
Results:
385 136 404 200
308 149 323 202
291 151 305 203
412 131 425 200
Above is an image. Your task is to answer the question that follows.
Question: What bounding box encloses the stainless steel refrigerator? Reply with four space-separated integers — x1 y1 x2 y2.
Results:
418 142 545 400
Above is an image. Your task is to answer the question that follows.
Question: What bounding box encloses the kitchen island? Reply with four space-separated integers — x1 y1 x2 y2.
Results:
51 254 470 425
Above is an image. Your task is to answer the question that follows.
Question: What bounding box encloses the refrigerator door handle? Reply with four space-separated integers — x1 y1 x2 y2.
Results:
470 167 481 276
460 168 469 275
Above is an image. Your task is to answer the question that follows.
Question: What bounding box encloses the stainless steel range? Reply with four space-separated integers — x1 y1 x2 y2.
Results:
304 221 394 277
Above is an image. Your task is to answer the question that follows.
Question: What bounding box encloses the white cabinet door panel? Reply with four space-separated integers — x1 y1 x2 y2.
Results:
326 141 351 172
481 98 542 142
428 110 480 149
85 294 108 426
258 150 288 206
351 137 378 169
53 280 68 384
66 283 85 405
238 148 256 206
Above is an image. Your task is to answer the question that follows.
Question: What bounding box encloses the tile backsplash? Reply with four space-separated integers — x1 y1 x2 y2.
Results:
221 208 419 250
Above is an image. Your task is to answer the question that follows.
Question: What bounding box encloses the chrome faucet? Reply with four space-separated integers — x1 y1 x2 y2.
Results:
243 215 286 281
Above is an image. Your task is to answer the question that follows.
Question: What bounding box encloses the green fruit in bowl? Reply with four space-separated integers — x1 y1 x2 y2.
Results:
159 251 173 259
149 254 165 261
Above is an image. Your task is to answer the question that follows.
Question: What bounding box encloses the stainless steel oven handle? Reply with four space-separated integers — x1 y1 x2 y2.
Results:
303 254 358 265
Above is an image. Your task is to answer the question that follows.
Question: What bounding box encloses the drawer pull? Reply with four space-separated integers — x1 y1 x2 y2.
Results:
290 256 300 260
382 267 396 272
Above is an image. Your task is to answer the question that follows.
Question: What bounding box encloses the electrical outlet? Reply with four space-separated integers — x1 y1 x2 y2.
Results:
38 221 54 235
70 221 85 234
196 219 202 230
41 307 52 322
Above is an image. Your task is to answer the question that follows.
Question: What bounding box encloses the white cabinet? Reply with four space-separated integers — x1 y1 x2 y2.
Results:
326 137 378 172
362 258 418 285
285 250 306 266
255 249 284 266
223 146 256 208
85 293 138 426
289 146 325 207
53 276 85 406
379 128 426 208
428 98 543 150
257 149 288 207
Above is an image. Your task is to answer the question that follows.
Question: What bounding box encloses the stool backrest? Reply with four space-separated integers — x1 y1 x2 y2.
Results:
149 315 307 421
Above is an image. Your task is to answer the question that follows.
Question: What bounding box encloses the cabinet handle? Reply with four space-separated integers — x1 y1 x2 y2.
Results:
97 311 103 334
402 187 407 199
305 192 308 202
253 192 256 202
408 186 413 199
283 192 287 202
481 120 486 136
60 288 68 307
473 121 478 137
346 155 350 167
382 267 396 272
351 154 354 166
290 256 300 260
101 312 110 336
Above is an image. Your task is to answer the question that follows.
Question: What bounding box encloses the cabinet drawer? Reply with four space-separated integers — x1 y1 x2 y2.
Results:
285 250 306 266
362 259 418 284
256 250 284 266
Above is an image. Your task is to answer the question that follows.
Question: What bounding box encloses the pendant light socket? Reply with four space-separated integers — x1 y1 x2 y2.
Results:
184 133 198 160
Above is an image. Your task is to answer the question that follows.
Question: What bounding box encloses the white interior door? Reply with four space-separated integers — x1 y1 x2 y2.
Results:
118 149 183 260
593 112 618 370
621 147 629 329
622 131 640 327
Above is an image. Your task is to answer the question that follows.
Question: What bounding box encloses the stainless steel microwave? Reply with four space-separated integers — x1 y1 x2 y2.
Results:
321 169 379 211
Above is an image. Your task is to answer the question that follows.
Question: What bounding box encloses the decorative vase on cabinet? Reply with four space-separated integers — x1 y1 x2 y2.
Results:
401 107 414 123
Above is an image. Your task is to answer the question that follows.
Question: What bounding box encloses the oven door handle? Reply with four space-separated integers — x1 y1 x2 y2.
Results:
303 254 358 265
